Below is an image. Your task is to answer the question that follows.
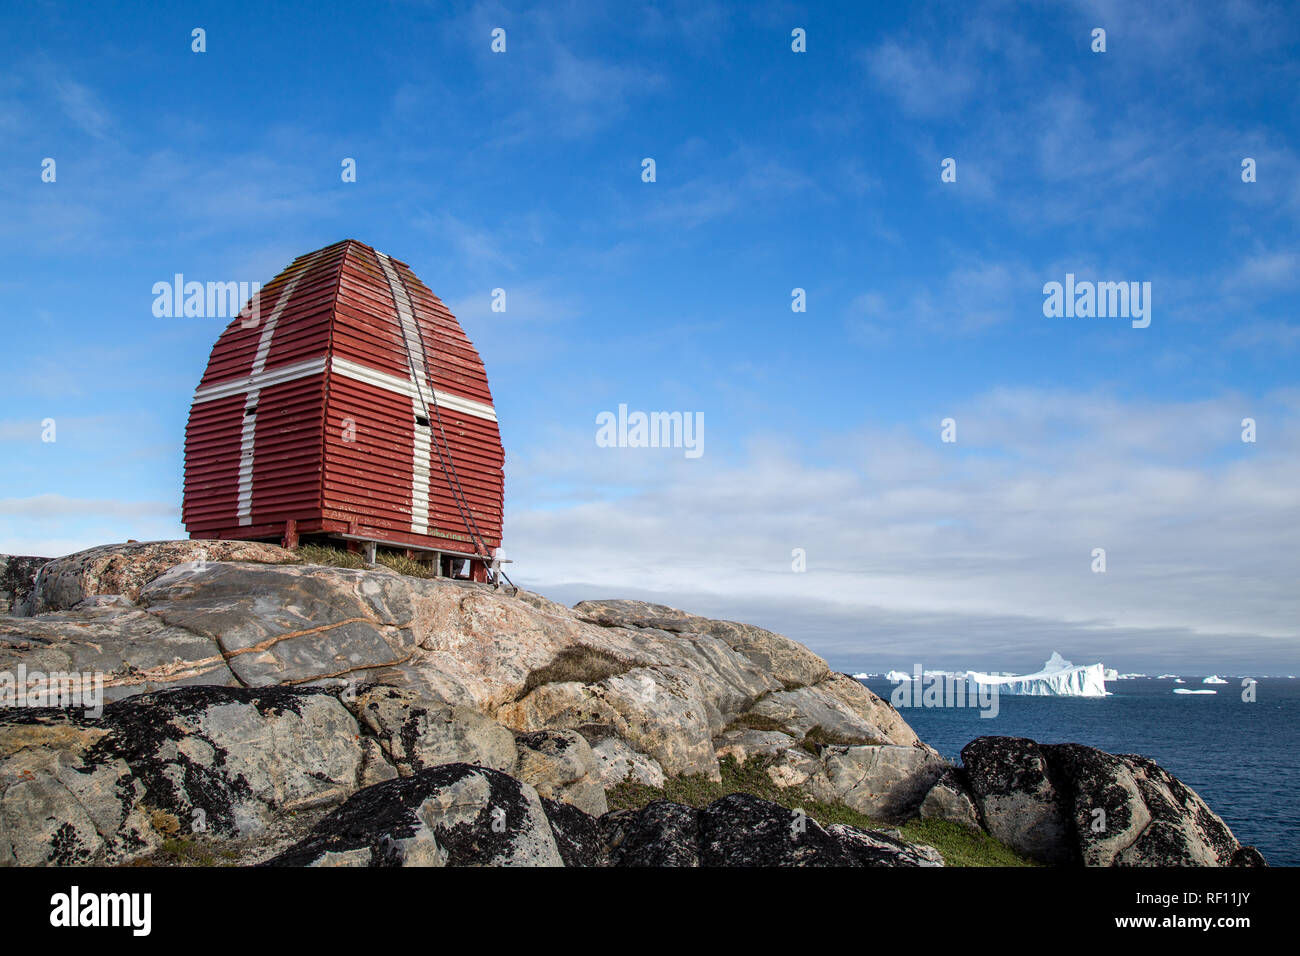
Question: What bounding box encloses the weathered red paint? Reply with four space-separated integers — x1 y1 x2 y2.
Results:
182 239 504 576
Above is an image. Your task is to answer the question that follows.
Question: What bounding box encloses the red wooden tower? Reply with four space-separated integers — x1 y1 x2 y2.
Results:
182 239 505 582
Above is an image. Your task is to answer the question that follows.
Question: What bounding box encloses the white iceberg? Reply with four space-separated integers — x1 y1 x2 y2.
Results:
851 672 870 680
1202 675 1229 684
1174 678 1186 683
966 652 1108 698
1157 674 1179 680
1103 668 1119 681
884 670 911 682
1175 688 1216 695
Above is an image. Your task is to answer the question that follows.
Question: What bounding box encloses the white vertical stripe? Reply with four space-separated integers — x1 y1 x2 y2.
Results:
235 250 325 525
376 251 436 535
411 422 431 534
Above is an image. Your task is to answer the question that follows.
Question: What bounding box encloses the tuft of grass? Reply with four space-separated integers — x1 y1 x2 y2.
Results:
517 646 632 701
722 712 789 734
129 836 240 867
799 724 883 755
295 543 366 569
295 543 437 579
606 755 1037 867
375 552 435 578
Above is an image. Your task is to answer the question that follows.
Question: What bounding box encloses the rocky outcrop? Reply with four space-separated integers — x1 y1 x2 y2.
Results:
269 764 566 867
26 540 297 614
0 686 364 865
0 543 1265 868
0 555 48 615
961 737 1264 867
269 772 942 868
0 547 922 809
601 794 943 867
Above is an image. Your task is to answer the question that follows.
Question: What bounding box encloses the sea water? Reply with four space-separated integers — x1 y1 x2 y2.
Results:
861 676 1299 866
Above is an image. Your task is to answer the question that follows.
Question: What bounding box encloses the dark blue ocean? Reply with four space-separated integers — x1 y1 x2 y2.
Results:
861 677 1298 866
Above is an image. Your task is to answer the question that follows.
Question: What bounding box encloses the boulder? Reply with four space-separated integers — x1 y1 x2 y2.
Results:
513 730 608 816
746 686 886 744
600 793 944 867
762 747 839 803
0 555 49 615
588 736 665 789
821 744 949 821
961 736 1076 865
1107 752 1245 866
713 728 797 765
814 672 920 746
919 768 982 831
600 800 702 867
541 797 608 866
1042 743 1150 866
498 669 721 780
347 685 516 776
0 686 368 865
29 540 296 613
268 764 565 867
961 737 1266 867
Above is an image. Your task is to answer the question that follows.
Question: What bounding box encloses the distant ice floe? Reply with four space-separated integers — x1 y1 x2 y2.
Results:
883 670 911 682
1202 675 1229 684
851 672 871 680
1175 688 1217 695
965 652 1108 698
1157 674 1179 679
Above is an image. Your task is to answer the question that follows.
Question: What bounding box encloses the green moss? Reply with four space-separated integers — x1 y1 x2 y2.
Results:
606 755 1038 867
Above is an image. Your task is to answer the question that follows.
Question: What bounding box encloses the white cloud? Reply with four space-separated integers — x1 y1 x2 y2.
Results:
501 387 1300 671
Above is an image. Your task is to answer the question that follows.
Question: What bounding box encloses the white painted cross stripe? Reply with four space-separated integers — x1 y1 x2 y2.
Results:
377 250 437 536
191 357 496 423
235 252 325 524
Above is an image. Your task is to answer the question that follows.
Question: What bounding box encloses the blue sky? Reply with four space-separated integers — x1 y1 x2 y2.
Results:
2 0 1298 674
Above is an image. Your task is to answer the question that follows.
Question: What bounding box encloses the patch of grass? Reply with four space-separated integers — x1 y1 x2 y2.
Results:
295 543 366 569
606 755 1038 867
376 552 435 578
799 724 883 755
517 646 632 701
129 836 240 867
294 543 437 579
722 712 789 734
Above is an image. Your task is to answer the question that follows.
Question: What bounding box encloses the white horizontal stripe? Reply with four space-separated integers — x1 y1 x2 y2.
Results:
330 357 497 423
191 354 497 424
192 357 327 404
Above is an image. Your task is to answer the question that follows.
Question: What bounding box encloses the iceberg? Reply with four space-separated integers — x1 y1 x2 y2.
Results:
1202 675 1229 684
884 670 911 682
851 672 871 680
966 652 1108 697
1157 674 1179 680
1103 668 1119 681
1175 688 1216 695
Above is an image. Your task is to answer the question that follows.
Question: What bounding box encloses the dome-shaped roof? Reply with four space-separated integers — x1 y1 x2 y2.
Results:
183 240 504 567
